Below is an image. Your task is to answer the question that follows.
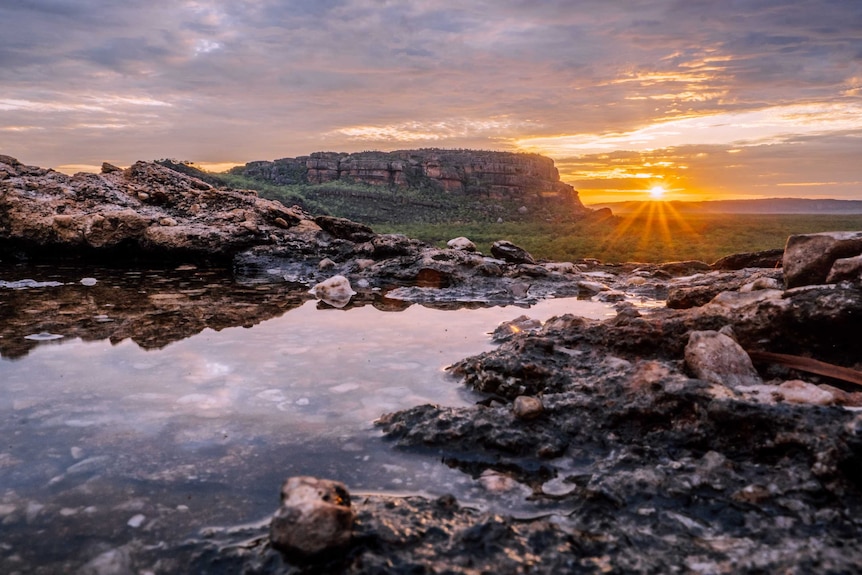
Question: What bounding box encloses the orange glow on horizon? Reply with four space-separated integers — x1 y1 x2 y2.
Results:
596 198 704 262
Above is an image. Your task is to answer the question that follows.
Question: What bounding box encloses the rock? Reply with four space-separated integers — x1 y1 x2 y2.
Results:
492 316 542 342
825 253 862 284
783 231 862 288
577 280 610 294
684 330 762 388
667 285 724 309
100 162 122 174
543 261 577 274
711 248 784 270
659 260 712 276
0 158 314 260
370 234 421 259
490 240 535 264
447 237 477 252
512 395 544 419
308 275 356 308
314 215 375 242
318 258 336 270
778 380 836 406
739 276 783 292
270 476 354 561
78 548 134 575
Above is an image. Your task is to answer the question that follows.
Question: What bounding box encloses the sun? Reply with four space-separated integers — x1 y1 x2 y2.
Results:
648 185 667 199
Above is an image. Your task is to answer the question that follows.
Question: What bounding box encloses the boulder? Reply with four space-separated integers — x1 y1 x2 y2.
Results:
490 240 535 265
308 275 356 308
825 253 862 284
270 476 354 561
684 330 762 388
783 231 862 288
314 215 375 242
447 237 477 252
711 248 784 270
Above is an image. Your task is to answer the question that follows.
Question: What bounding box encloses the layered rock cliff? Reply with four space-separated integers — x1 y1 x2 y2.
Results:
230 149 588 219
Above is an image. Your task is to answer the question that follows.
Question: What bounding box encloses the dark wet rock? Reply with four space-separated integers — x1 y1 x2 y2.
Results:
684 329 762 388
270 476 354 561
314 215 375 242
783 231 862 288
490 240 535 265
711 247 784 270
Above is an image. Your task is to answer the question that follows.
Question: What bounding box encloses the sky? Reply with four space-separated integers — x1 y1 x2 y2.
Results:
1 0 861 204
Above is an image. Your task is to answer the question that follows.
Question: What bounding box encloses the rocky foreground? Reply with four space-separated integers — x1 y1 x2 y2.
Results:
3 155 862 573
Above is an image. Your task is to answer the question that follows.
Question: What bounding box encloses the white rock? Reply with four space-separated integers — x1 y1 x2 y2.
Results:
778 380 836 406
127 513 146 528
80 277 98 286
308 275 356 308
447 236 477 251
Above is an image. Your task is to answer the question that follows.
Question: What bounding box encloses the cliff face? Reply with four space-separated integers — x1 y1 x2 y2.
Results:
232 149 587 215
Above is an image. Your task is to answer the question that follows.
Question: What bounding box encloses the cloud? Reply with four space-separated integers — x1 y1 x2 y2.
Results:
0 0 859 202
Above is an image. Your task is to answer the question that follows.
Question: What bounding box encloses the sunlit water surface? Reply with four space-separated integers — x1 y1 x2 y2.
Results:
0 270 615 568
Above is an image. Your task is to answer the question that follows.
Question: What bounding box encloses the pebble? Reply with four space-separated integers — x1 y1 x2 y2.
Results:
127 514 146 528
513 395 544 420
80 277 98 286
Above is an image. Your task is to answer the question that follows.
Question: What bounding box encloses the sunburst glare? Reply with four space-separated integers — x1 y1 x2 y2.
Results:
648 185 667 200
598 199 703 262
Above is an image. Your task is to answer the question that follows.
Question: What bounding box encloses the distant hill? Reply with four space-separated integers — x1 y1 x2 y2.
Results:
588 198 862 215
212 149 591 225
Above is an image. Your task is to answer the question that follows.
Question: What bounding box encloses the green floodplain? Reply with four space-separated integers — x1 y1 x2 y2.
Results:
377 213 862 265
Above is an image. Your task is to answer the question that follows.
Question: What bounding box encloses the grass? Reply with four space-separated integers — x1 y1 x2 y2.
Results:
375 210 862 264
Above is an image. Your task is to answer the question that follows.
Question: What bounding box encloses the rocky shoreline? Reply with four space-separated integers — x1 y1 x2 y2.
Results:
3 155 862 573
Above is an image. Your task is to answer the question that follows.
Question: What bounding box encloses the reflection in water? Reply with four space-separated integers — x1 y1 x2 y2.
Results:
0 265 614 571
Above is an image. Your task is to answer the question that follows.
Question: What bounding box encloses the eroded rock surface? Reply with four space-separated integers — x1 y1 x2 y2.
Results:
0 156 309 260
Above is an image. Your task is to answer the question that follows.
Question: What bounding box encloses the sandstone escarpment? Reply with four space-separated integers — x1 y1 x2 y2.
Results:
231 149 588 216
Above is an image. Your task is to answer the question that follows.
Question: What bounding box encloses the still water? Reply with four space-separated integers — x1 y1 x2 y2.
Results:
0 265 614 570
